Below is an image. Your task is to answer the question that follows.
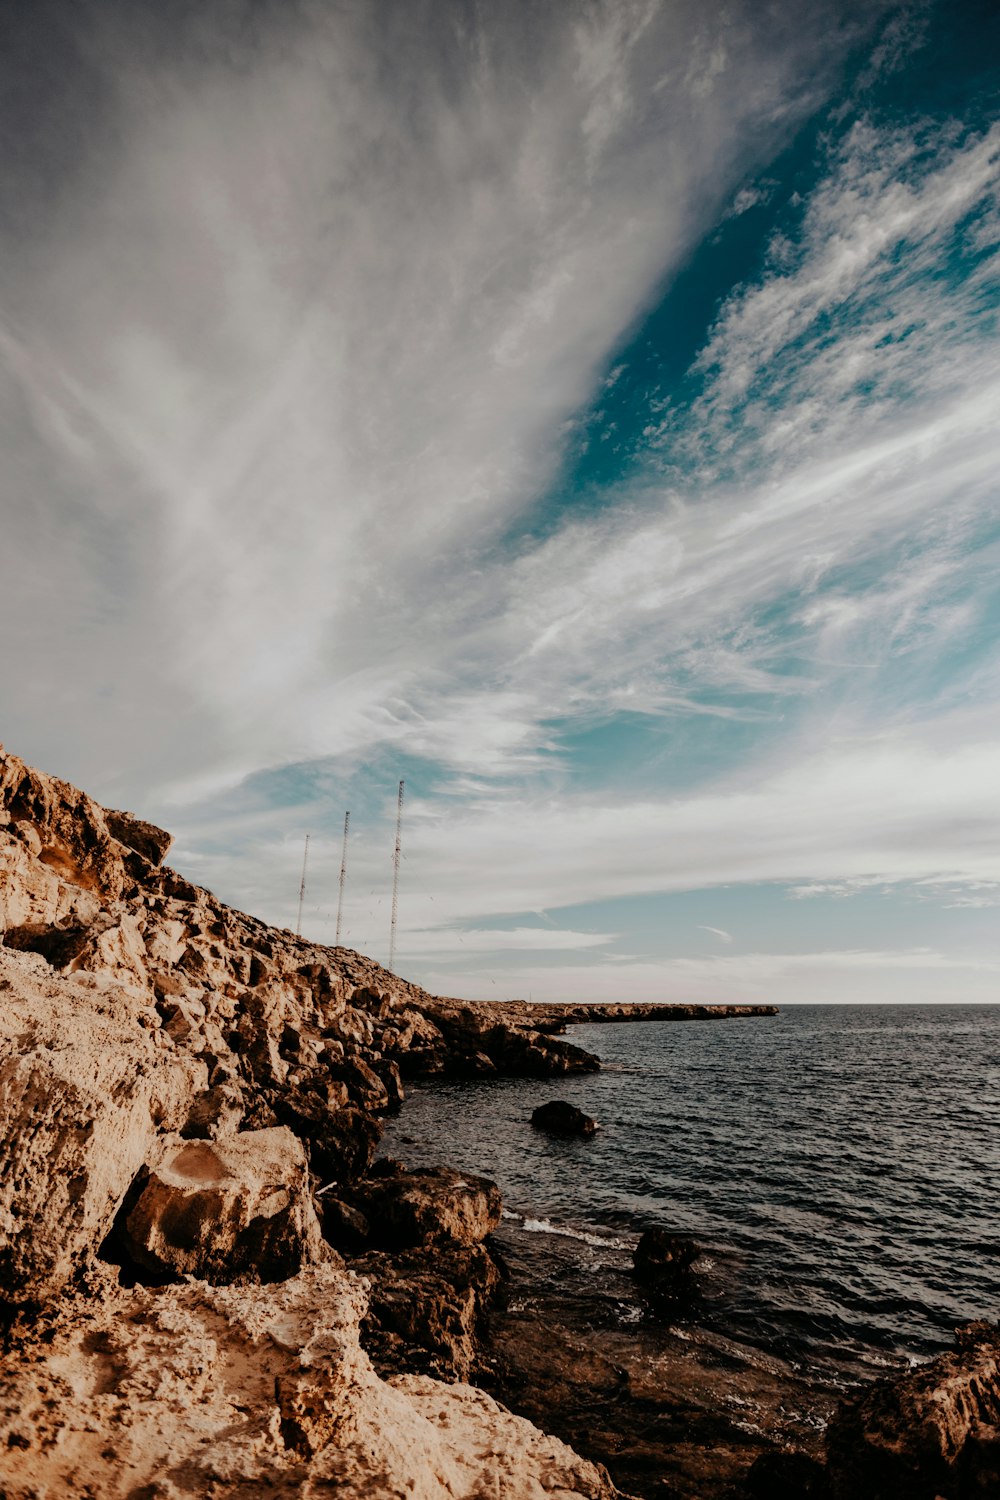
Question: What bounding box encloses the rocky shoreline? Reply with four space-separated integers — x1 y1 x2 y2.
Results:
1 742 998 1499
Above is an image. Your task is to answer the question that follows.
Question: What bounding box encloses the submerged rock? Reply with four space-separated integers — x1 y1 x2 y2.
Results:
123 1127 328 1284
531 1099 598 1136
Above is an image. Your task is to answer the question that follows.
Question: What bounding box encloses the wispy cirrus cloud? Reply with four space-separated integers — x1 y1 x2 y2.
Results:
1 0 879 804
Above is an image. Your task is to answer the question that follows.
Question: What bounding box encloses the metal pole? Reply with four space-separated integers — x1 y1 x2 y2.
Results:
335 811 350 945
296 833 310 937
389 779 404 970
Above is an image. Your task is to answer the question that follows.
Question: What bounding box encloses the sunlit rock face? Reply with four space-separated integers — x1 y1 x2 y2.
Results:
123 1128 330 1284
0 743 622 1499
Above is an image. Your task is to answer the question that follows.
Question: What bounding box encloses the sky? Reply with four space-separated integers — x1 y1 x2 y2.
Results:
2 0 998 1005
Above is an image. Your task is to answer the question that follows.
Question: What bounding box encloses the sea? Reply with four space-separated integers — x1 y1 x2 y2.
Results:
380 1004 1000 1391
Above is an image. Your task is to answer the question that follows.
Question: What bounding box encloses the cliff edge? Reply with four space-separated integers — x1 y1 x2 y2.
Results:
0 744 618 1498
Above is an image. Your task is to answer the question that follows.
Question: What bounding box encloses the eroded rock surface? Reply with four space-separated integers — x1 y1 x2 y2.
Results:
0 947 200 1303
0 744 626 1497
124 1128 329 1284
0 1262 618 1499
824 1320 1000 1499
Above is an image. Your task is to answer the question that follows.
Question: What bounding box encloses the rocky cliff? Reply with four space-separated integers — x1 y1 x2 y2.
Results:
3 743 996 1500
0 743 619 1498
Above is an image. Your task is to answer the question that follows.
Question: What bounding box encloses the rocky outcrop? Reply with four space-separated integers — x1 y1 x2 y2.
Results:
0 947 201 1304
123 1128 329 1284
438 997 779 1031
824 1320 1000 1499
0 741 613 1286
356 1165 504 1250
531 1099 598 1136
0 744 629 1497
0 1261 618 1499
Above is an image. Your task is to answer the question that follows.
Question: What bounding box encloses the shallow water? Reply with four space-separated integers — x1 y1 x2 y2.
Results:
381 1004 1000 1383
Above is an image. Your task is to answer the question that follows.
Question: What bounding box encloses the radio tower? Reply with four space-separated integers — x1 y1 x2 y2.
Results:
389 779 404 971
335 811 350 945
296 833 310 937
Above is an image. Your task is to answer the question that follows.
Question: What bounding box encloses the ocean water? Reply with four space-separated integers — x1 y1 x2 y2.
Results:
380 1005 1000 1384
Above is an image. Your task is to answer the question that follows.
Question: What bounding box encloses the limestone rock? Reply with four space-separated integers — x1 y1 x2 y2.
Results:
104 806 173 866
0 1262 618 1499
531 1099 598 1136
825 1320 1000 1499
0 947 200 1304
124 1127 328 1284
358 1165 503 1250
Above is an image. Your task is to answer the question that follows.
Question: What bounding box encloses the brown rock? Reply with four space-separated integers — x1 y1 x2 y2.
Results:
103 807 173 867
123 1127 328 1284
0 948 200 1304
0 1263 618 1498
825 1320 1000 1499
531 1099 597 1136
358 1165 502 1250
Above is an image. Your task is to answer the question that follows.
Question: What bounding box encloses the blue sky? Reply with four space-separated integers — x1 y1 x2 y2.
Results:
3 0 999 1003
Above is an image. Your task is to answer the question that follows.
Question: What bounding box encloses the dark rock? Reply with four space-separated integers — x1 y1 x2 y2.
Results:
632 1227 698 1306
355 1241 502 1381
824 1320 1000 1500
530 1099 597 1136
319 1196 370 1253
357 1165 503 1250
744 1449 829 1498
309 1106 382 1184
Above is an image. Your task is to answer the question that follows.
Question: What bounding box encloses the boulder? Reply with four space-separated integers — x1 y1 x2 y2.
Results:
123 1127 328 1284
103 807 173 867
531 1099 597 1136
356 1241 503 1381
358 1165 503 1250
824 1320 1000 1499
0 948 200 1305
632 1228 698 1304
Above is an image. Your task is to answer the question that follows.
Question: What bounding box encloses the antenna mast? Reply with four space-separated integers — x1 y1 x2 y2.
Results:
389 779 404 970
296 833 310 937
335 811 350 945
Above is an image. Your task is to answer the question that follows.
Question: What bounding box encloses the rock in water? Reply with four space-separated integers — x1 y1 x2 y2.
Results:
358 1165 503 1250
824 1319 1000 1499
530 1099 598 1136
123 1127 328 1283
632 1227 698 1305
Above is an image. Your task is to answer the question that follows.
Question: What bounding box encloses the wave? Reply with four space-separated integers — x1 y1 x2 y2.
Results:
504 1209 633 1252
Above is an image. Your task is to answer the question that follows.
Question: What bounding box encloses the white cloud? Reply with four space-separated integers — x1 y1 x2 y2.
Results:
414 947 1000 1007
0 0 872 804
699 925 733 943
392 927 616 957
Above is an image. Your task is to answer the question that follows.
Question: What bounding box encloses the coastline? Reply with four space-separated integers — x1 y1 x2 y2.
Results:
2 744 998 1500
